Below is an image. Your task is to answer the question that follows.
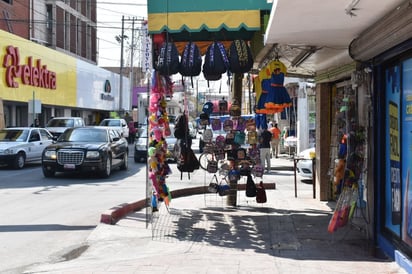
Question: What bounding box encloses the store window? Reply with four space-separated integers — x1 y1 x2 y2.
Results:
382 57 412 247
401 58 412 246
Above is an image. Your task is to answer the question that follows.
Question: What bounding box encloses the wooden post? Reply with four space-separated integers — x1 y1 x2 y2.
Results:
227 73 243 206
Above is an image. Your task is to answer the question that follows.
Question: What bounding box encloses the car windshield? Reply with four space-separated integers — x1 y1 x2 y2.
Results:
58 128 107 142
0 129 29 142
100 120 120 126
47 119 74 127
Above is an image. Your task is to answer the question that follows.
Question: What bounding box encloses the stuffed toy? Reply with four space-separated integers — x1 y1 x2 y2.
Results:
334 158 346 185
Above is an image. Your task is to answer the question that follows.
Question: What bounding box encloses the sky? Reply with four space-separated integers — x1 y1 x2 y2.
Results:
95 0 229 95
96 0 148 67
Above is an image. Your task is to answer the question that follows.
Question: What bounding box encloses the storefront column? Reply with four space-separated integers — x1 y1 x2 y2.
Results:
316 83 332 201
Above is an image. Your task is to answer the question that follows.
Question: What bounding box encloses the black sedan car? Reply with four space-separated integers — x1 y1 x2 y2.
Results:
42 126 128 178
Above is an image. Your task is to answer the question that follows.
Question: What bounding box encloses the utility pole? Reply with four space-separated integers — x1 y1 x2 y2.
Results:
119 15 125 112
129 17 136 111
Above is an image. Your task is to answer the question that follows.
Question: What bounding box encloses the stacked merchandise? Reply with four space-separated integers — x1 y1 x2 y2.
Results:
201 109 266 203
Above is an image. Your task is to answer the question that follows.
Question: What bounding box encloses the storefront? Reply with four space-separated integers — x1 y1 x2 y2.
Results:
372 44 412 269
0 30 130 127
347 2 412 270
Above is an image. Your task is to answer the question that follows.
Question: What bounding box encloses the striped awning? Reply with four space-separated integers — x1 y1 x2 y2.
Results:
147 0 271 41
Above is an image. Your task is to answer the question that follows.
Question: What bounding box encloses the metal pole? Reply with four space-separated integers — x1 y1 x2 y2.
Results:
129 17 135 112
196 79 199 117
32 91 35 126
294 158 298 198
119 15 125 111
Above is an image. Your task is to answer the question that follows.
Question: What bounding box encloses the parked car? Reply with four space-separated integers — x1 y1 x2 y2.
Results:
296 147 316 179
46 117 85 138
134 126 177 163
0 127 54 169
99 118 129 138
41 126 128 178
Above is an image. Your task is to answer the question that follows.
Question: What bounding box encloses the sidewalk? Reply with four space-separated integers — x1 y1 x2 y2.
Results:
24 155 406 273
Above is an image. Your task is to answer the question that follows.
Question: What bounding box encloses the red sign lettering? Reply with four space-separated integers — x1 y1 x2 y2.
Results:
2 46 57 89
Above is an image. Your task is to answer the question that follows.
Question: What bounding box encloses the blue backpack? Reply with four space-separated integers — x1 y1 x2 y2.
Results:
179 42 202 77
156 42 180 76
202 41 230 81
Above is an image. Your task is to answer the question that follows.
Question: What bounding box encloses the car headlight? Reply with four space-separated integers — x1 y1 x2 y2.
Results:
2 149 14 155
44 150 57 159
86 151 100 158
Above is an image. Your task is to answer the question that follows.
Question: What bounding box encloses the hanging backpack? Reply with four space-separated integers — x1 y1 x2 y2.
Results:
202 41 230 81
202 128 213 143
176 142 200 180
156 42 180 76
228 40 253 73
174 113 188 139
229 99 241 117
179 42 202 76
246 174 257 197
211 118 222 131
199 112 210 126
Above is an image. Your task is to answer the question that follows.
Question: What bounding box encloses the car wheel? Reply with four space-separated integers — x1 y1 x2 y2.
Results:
120 151 128 170
100 155 112 178
42 166 55 177
13 152 26 169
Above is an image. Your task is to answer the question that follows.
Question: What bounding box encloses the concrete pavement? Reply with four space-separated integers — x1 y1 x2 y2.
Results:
24 154 407 273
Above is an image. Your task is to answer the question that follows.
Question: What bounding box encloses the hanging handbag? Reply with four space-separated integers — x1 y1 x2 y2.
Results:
246 174 257 197
256 181 267 203
207 159 218 173
208 174 219 193
217 178 231 196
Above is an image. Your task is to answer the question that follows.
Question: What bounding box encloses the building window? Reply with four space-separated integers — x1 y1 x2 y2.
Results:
2 0 13 4
46 5 53 30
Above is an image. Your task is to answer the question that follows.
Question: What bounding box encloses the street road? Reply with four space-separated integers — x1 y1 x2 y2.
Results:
0 152 146 273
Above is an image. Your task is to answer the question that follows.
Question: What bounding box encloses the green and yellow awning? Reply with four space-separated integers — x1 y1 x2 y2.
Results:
147 0 271 42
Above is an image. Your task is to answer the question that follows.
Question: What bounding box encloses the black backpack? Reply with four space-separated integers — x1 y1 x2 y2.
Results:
179 42 202 77
228 40 253 73
246 174 257 197
174 113 188 139
202 41 230 81
176 140 200 179
156 42 180 76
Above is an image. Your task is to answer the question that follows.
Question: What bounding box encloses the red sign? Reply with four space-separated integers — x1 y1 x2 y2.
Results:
2 46 57 89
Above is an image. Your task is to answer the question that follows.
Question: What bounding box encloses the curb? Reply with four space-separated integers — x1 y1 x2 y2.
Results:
100 183 276 225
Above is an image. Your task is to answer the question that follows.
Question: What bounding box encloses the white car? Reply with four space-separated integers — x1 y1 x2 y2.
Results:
99 118 129 138
296 147 315 179
0 127 54 169
46 117 85 138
